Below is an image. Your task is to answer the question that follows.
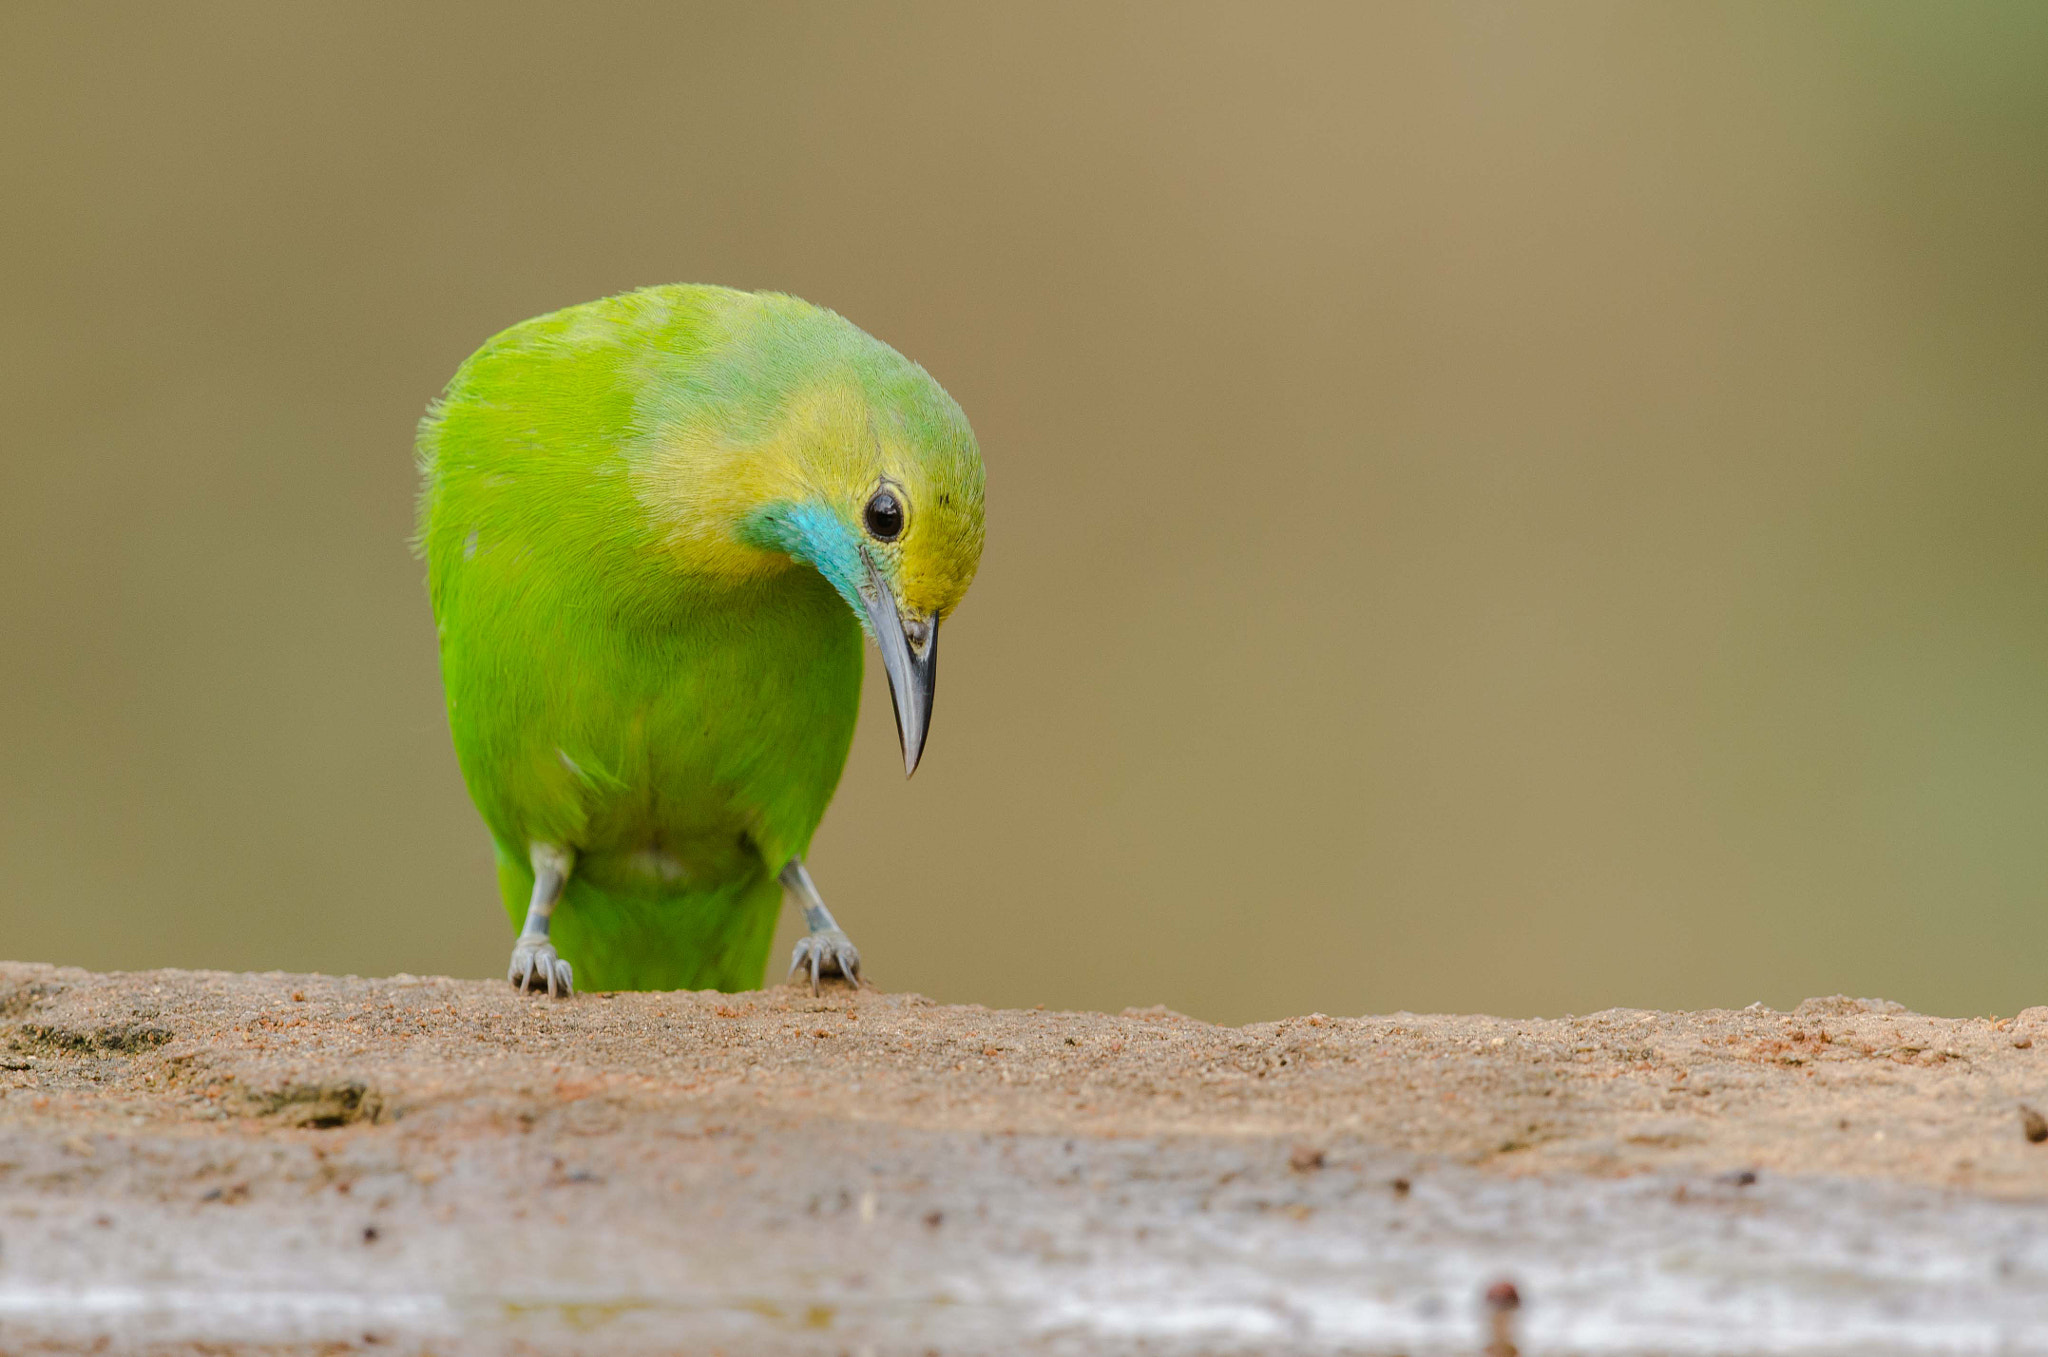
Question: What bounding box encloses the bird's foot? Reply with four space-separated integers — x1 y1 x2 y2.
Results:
788 928 862 995
509 934 574 997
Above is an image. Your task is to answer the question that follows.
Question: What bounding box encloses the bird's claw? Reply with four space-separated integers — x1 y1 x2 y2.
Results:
788 928 862 995
509 935 574 998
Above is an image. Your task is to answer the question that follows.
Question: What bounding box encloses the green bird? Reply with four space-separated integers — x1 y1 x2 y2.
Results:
415 284 985 996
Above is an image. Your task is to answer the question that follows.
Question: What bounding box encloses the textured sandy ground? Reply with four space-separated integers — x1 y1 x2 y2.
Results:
3 962 2048 1354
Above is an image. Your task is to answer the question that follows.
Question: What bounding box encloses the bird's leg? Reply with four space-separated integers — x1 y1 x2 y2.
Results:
781 857 863 994
508 843 576 998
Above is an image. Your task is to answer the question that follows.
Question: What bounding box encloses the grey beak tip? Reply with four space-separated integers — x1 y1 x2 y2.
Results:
897 698 929 778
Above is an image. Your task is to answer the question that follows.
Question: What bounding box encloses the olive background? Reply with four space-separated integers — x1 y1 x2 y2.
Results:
4 4 2045 1023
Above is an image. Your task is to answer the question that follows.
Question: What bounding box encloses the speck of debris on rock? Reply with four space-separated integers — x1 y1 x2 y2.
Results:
1289 1145 1326 1172
1390 1177 1412 1197
2021 1105 2048 1144
1485 1277 1523 1356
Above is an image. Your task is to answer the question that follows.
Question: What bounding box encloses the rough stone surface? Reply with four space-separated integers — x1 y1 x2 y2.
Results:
3 962 2047 1354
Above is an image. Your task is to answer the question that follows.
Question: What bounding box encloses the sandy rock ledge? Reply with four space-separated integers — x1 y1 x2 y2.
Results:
2 963 2047 1354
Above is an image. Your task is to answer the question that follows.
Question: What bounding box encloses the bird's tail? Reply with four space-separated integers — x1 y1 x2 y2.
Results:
496 850 782 992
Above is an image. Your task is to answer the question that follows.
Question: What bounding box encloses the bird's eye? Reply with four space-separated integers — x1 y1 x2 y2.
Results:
863 488 905 541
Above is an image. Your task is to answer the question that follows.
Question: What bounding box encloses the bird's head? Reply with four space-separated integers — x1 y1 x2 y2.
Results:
634 289 986 775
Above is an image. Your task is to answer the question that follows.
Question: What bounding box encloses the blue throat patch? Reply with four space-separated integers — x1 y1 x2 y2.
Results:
741 501 874 638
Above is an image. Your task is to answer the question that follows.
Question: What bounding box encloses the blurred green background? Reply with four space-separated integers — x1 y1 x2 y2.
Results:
3 4 2044 1023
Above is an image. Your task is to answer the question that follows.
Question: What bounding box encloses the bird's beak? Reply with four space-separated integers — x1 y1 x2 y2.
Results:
860 552 939 777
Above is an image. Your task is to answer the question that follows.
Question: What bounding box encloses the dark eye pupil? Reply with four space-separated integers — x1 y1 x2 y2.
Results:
864 491 904 540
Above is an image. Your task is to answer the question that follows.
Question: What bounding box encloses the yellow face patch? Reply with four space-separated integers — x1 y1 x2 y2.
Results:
631 375 984 618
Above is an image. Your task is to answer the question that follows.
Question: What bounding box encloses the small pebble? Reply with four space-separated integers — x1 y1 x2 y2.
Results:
2021 1105 2048 1144
1289 1145 1326 1172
